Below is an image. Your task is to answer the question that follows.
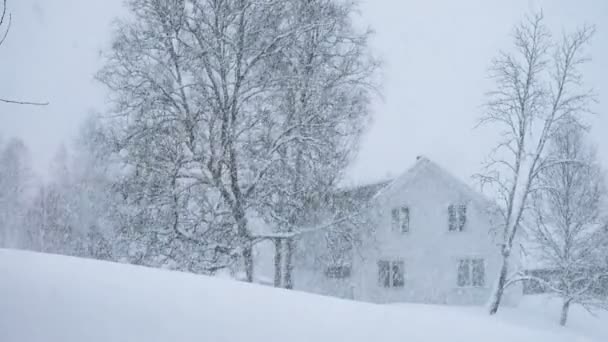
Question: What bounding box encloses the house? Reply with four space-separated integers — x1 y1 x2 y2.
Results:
284 156 522 306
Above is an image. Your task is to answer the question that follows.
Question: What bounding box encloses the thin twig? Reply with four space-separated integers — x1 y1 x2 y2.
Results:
0 98 49 106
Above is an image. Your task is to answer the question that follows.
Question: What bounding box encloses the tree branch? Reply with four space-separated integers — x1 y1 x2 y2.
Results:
0 98 49 106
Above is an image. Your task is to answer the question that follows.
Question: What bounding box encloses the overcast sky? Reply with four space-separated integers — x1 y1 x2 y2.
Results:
1 0 607 185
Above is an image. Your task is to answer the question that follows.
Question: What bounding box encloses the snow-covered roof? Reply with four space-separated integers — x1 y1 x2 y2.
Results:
334 179 393 204
333 156 496 211
251 156 497 238
373 156 496 209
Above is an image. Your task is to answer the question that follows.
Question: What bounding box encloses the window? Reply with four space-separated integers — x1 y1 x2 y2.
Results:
391 206 409 233
378 260 404 288
471 259 485 286
448 204 467 231
457 258 485 287
324 265 351 279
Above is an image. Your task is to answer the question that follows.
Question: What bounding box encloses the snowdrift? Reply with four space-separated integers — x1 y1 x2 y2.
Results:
0 249 601 342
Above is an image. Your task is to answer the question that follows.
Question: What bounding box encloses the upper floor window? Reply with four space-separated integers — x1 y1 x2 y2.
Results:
324 265 351 279
457 258 485 287
448 204 467 231
391 206 409 233
378 260 405 288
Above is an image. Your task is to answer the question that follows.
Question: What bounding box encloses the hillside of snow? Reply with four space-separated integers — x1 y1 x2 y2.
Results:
0 249 605 342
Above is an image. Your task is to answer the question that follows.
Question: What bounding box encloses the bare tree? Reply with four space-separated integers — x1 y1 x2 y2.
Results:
476 12 596 314
529 126 608 326
253 0 377 289
97 0 255 275
97 0 377 281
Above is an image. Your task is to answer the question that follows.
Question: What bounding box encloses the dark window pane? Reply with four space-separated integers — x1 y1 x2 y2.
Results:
401 207 409 232
378 261 390 287
448 205 457 231
472 259 485 287
392 261 405 287
391 208 400 232
457 259 470 287
458 204 467 231
325 266 351 279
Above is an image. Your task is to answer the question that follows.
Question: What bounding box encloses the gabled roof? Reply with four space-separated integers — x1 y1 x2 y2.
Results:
373 156 496 210
320 179 391 216
334 179 392 204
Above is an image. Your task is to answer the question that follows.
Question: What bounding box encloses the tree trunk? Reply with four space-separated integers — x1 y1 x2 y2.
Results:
559 299 571 326
273 238 283 287
284 236 294 289
488 252 510 315
233 204 254 282
243 245 254 282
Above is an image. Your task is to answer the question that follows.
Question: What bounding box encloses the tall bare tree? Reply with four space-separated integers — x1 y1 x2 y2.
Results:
529 126 608 326
477 12 596 314
253 0 377 289
98 0 377 281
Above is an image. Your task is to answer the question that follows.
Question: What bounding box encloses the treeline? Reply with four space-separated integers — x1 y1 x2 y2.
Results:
0 125 109 260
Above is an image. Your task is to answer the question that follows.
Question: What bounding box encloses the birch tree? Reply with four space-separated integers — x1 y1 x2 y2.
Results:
98 0 258 275
477 12 596 314
530 126 608 326
252 0 377 288
98 0 376 280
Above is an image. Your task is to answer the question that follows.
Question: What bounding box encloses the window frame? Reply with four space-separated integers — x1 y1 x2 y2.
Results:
391 206 410 233
324 265 352 279
378 259 405 288
448 203 467 232
456 258 485 288
471 259 485 287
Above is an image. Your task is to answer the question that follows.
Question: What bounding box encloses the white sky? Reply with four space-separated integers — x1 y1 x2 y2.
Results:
1 0 607 184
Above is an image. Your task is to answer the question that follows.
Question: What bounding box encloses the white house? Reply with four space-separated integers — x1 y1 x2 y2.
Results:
286 156 522 306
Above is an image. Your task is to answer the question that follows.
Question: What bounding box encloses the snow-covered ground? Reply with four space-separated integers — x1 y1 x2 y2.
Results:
0 249 605 342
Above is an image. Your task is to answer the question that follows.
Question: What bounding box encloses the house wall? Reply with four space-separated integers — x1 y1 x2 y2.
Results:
285 160 523 306
292 229 356 299
350 167 521 305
